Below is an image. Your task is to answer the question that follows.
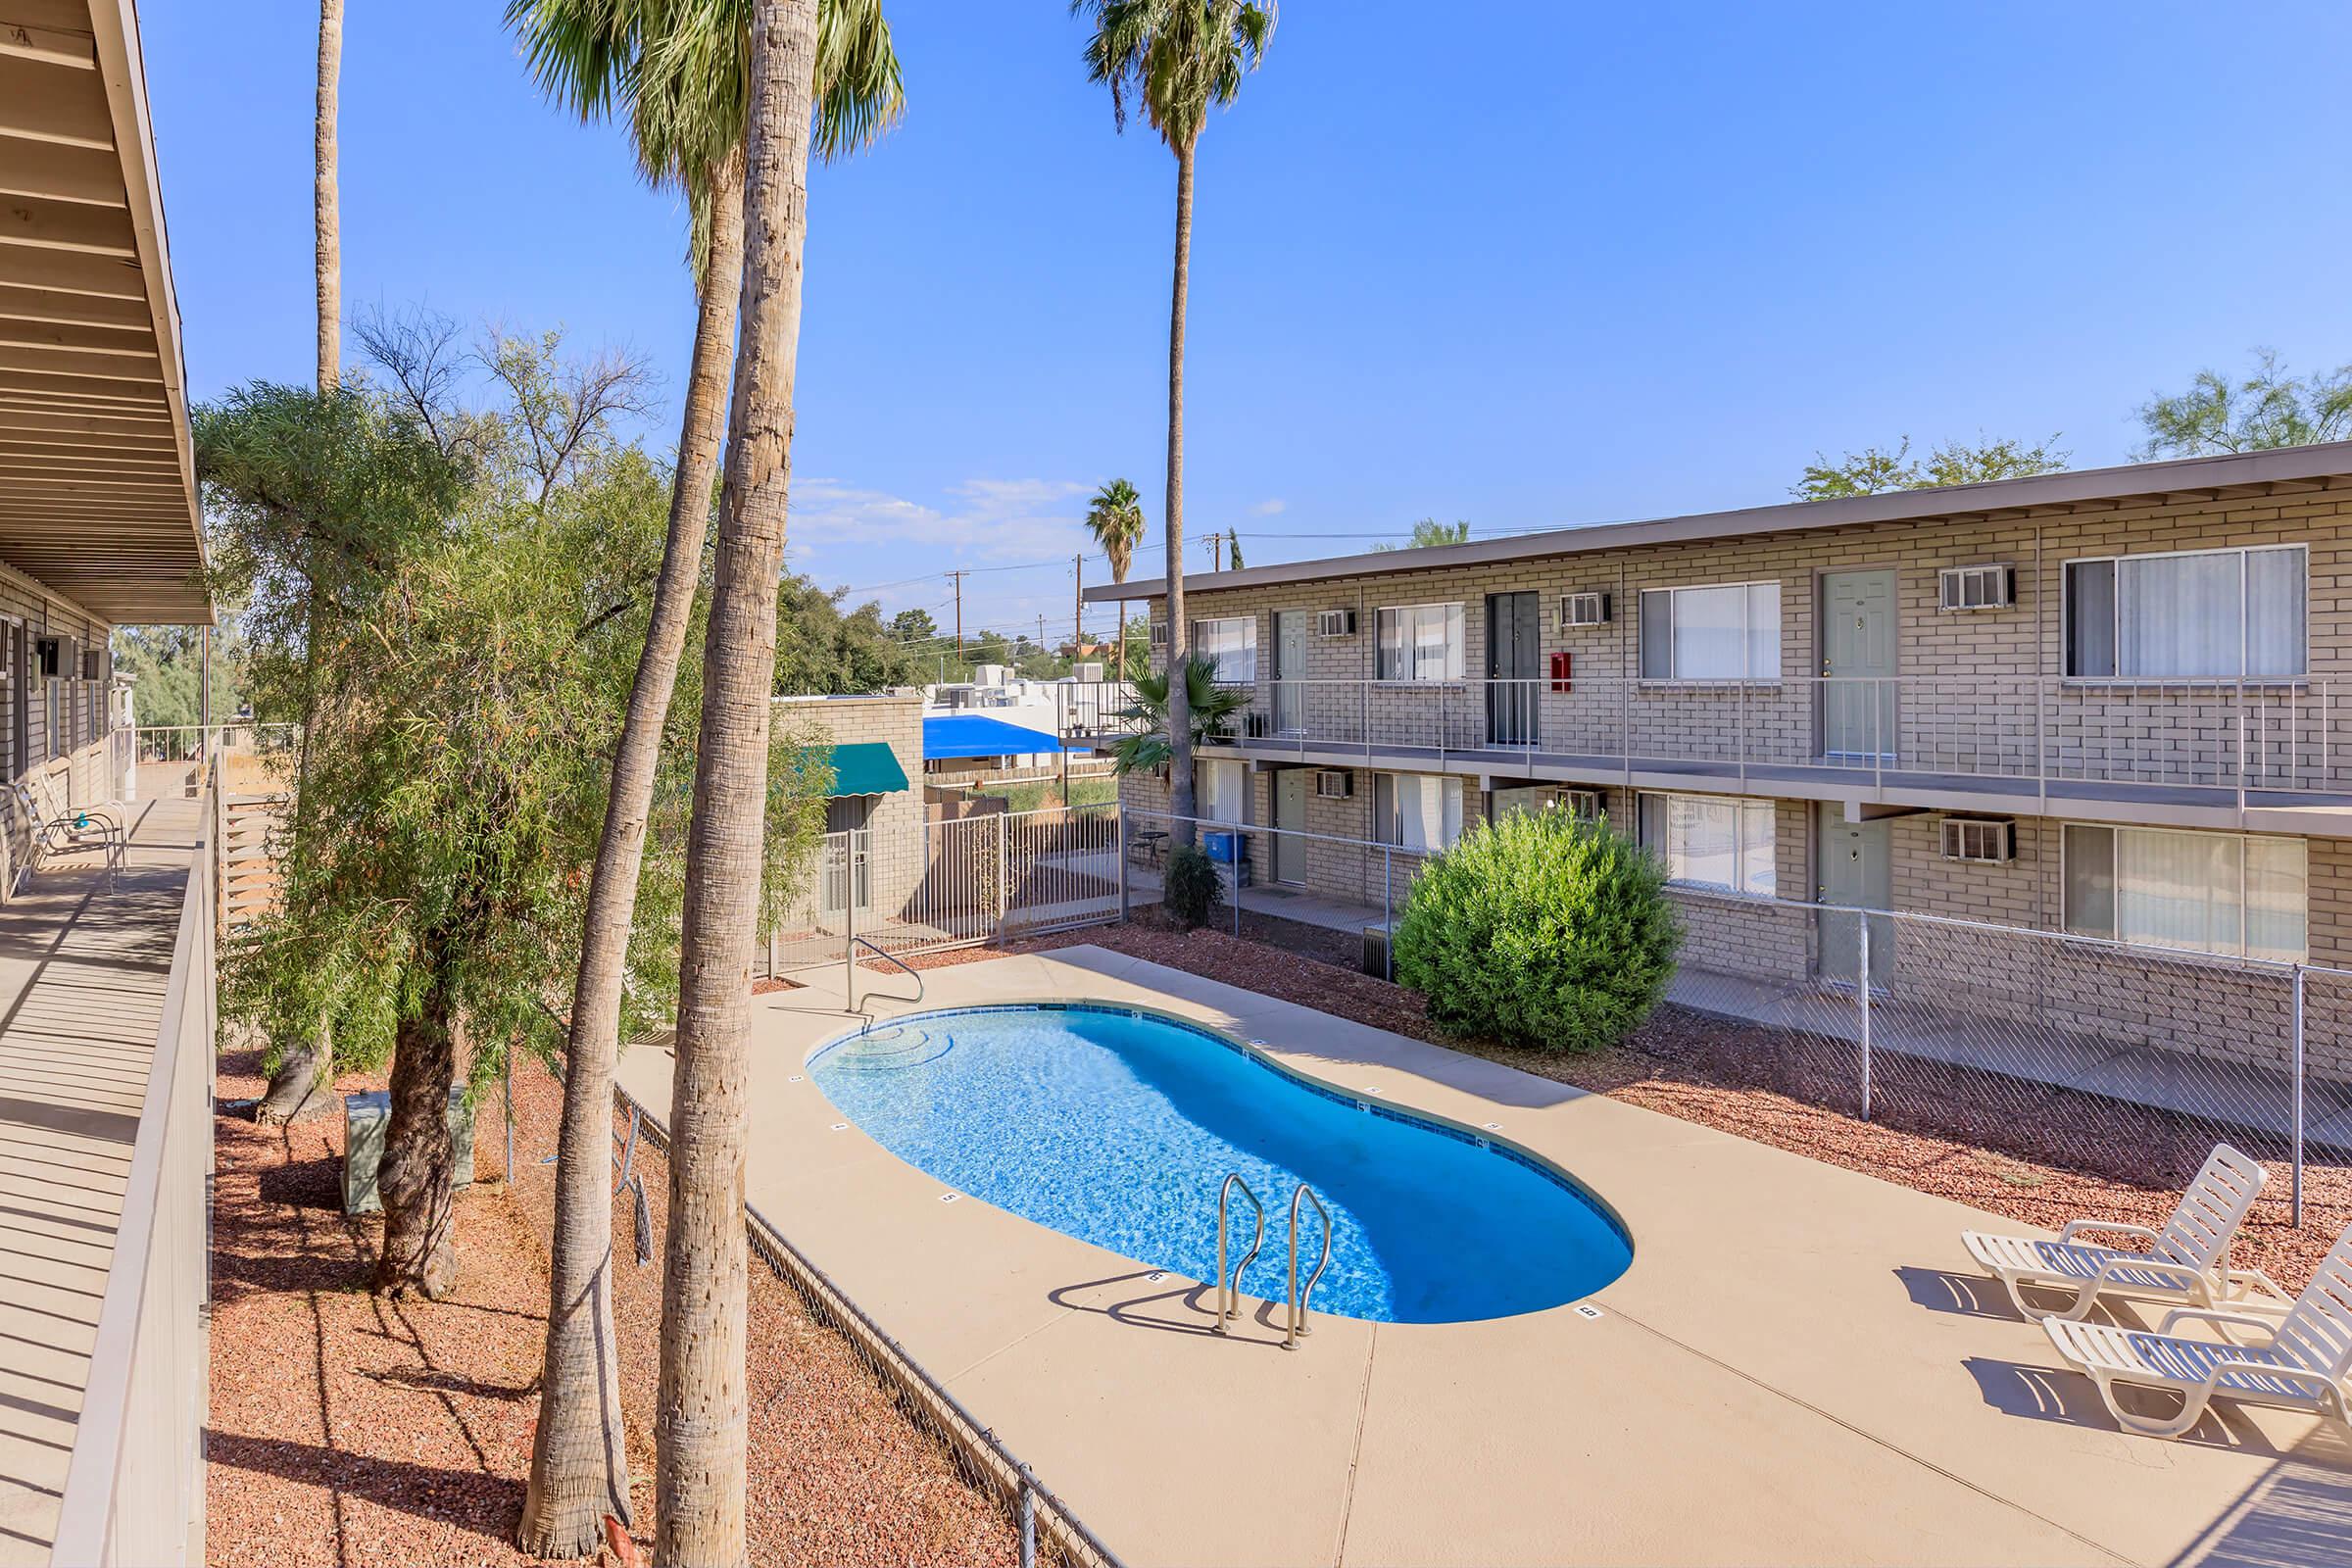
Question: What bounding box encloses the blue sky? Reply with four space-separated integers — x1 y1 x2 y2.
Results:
145 2 2352 645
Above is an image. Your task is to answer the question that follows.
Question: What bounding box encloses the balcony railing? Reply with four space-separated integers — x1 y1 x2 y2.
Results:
1056 674 2352 804
51 752 217 1565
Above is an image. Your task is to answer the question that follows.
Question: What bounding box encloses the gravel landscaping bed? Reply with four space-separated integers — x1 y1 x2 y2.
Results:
209 1047 1018 1567
909 924 2351 1295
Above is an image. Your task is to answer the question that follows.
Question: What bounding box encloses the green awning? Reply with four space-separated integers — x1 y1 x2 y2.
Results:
824 742 910 797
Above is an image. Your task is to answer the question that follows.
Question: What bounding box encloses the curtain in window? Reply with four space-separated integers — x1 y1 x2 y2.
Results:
2079 547 2306 679
1671 585 1743 680
1640 584 1780 678
2246 548 2306 678
1380 773 1459 849
2119 553 2242 679
2117 826 2241 955
1376 605 1463 681
2063 822 2307 959
1192 617 1256 683
1198 759 1248 824
1641 793 1773 892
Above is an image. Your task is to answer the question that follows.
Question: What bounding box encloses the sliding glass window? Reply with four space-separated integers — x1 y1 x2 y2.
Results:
2063 545 2305 679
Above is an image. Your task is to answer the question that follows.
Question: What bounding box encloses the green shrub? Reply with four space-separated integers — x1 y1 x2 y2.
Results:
1162 843 1221 929
1393 810 1679 1053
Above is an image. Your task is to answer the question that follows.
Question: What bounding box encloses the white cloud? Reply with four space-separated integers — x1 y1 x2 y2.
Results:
1250 497 1287 515
787 475 1089 564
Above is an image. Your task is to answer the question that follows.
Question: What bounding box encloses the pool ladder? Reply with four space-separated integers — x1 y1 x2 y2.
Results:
1212 1174 1334 1349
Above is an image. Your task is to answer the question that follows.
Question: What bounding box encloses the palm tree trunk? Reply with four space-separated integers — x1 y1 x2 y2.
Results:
264 0 343 1120
655 4 817 1562
374 955 459 1298
1163 135 1197 849
314 0 342 392
521 159 748 1562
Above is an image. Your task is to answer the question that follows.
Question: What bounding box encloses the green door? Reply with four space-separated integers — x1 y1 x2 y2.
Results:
1820 568 1897 760
1816 803 1892 986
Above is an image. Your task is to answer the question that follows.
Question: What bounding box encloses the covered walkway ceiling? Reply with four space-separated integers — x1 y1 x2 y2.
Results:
0 0 208 624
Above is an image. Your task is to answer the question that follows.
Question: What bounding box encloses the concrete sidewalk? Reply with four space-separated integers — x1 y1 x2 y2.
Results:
617 947 2350 1568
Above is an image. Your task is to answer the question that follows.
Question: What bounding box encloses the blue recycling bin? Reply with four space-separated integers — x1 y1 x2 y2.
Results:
1201 830 1252 887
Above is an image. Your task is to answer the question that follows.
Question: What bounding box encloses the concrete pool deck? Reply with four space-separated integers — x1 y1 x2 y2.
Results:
613 947 2351 1567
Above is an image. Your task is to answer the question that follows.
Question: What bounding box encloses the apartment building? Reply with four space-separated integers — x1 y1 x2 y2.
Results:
1079 445 2352 1084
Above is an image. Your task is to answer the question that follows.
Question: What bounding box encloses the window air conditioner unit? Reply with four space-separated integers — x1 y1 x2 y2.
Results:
1940 816 2015 864
1564 789 1603 821
1937 564 2013 612
1316 608 1357 638
1314 769 1353 800
1559 591 1610 628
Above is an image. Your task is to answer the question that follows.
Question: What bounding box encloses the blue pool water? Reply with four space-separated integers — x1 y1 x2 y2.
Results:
809 1004 1632 1324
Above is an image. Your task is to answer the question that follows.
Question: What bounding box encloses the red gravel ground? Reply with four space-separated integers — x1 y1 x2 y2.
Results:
911 919 2352 1295
208 1046 1017 1568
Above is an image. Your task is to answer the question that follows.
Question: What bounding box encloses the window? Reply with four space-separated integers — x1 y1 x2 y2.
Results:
2063 824 2305 961
1491 786 1559 821
1374 772 1461 850
2064 545 2305 679
1197 759 1249 824
1374 603 1464 681
1639 581 1781 680
1639 793 1776 895
1191 616 1257 683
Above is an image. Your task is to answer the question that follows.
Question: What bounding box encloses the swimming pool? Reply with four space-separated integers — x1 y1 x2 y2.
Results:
809 1004 1632 1324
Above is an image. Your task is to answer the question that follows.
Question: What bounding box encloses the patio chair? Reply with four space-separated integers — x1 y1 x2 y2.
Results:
2042 1222 2352 1440
1959 1144 2288 1323
12 778 124 892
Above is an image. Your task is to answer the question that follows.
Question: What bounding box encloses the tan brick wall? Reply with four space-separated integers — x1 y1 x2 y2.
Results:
1153 487 2352 787
773 693 925 931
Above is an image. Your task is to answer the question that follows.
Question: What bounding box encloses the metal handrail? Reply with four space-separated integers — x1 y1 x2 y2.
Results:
1285 1183 1334 1349
1213 1173 1265 1334
853 935 924 1005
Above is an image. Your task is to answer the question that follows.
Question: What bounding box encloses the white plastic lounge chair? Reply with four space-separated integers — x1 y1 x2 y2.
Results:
1960 1144 2288 1322
2043 1222 2352 1439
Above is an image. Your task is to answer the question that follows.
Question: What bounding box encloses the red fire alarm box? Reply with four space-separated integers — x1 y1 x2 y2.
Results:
1548 650 1572 693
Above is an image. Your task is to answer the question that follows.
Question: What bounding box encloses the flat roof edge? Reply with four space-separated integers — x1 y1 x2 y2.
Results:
1084 441 2352 603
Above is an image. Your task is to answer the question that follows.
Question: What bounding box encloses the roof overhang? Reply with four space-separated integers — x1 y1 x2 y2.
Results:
0 0 210 624
1085 442 2352 605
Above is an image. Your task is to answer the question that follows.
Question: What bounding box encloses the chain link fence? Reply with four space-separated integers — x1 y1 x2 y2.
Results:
1112 806 2350 1222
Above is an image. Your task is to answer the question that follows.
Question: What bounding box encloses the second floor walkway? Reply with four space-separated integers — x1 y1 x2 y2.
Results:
0 784 201 1565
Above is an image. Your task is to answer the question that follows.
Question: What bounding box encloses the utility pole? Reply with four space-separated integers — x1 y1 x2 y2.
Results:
1073 553 1084 660
947 569 967 675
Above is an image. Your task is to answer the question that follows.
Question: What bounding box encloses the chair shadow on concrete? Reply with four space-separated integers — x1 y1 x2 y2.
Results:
2170 1421 2352 1568
1896 1265 2032 1321
1964 1356 2316 1460
1047 1268 1297 1347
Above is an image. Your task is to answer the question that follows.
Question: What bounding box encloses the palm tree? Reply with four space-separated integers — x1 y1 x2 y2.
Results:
1072 0 1274 849
1083 477 1145 681
656 0 827 1559
316 0 342 391
505 0 900 1555
1107 656 1249 775
255 0 348 1124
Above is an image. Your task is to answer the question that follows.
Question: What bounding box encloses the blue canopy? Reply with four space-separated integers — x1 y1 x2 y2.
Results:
923 713 1090 760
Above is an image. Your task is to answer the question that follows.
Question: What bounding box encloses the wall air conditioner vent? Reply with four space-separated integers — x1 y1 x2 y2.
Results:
1559 591 1611 628
1937 564 2014 612
1314 769 1353 800
1316 609 1357 638
1940 816 2016 864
